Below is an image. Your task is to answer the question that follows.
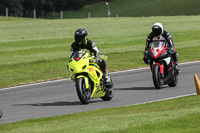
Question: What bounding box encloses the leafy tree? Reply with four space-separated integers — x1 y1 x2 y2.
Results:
0 0 23 16
21 0 46 17
0 0 114 17
53 0 86 11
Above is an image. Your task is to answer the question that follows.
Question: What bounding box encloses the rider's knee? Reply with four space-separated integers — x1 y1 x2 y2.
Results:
97 59 107 70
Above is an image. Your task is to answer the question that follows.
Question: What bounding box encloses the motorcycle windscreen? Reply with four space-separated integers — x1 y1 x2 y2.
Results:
73 50 87 61
149 41 166 59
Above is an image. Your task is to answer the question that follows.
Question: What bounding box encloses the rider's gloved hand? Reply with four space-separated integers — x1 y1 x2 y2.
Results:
167 47 175 54
143 49 149 65
143 56 149 65
89 56 99 63
144 48 149 55
94 56 99 60
93 56 99 63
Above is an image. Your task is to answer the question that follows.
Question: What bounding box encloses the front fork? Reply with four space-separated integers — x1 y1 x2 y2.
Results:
152 61 164 79
76 75 89 89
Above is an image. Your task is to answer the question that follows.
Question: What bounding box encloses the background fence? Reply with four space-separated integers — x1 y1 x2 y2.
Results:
1 8 116 19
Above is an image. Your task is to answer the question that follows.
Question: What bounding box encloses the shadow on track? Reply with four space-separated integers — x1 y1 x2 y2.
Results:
12 101 81 106
114 87 156 91
12 100 104 107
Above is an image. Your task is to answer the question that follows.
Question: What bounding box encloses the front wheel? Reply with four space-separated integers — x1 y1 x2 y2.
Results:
152 65 163 89
76 78 91 104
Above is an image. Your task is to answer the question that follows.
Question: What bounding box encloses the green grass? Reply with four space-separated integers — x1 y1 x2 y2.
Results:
47 0 200 18
0 95 200 133
1 15 200 88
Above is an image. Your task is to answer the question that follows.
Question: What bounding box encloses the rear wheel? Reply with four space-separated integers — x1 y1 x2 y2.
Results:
152 65 162 89
76 78 91 104
101 88 113 101
168 69 178 87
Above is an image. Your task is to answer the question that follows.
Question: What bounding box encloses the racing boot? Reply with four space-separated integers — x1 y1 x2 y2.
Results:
103 70 113 88
173 52 180 75
175 62 181 75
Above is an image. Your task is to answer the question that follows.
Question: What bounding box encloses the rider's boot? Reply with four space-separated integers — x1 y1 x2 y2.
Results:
173 52 180 75
175 62 181 75
103 70 113 88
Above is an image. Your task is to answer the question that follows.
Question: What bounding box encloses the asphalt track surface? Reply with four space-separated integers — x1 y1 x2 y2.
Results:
0 61 199 124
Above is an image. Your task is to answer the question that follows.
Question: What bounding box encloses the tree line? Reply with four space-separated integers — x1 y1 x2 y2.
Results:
0 0 113 17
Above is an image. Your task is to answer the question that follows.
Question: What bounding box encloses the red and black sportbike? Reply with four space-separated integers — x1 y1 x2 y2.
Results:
144 41 178 89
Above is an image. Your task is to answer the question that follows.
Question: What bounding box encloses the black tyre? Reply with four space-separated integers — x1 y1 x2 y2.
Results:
168 69 178 87
152 65 162 89
0 104 2 118
76 78 91 104
101 88 113 101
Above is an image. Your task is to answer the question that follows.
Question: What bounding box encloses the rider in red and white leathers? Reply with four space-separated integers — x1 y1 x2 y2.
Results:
143 23 180 74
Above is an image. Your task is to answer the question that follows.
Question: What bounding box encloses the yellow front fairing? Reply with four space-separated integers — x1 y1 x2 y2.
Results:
68 49 105 98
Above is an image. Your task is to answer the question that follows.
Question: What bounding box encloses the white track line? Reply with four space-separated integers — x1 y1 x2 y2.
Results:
127 93 197 107
1 61 200 91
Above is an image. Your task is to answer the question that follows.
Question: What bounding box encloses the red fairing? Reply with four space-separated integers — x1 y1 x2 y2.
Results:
150 45 166 59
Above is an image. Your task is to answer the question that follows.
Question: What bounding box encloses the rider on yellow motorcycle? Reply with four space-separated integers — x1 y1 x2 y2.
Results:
70 28 112 86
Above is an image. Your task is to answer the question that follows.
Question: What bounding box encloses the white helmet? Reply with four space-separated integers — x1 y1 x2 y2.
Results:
152 23 163 36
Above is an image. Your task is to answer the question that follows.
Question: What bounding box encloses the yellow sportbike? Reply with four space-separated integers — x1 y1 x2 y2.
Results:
68 49 113 104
